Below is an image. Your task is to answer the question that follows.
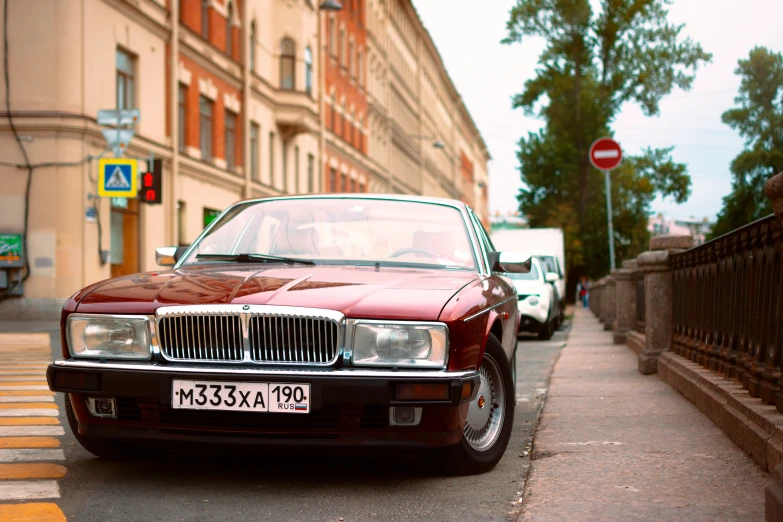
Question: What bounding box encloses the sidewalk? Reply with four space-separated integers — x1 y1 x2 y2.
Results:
521 306 768 521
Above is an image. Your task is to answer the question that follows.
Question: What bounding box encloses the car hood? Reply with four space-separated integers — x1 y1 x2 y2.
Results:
74 264 479 321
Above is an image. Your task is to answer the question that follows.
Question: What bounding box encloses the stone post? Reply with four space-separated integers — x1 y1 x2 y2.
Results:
612 261 640 344
765 171 783 225
635 235 694 375
603 277 616 331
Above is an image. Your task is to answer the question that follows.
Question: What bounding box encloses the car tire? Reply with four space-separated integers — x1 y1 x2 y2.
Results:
538 316 553 340
64 394 141 460
443 334 515 475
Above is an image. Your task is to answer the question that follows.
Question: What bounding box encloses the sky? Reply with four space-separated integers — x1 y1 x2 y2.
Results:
415 0 783 222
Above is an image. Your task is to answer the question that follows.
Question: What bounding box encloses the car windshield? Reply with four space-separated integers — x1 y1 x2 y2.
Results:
506 262 540 281
181 198 477 271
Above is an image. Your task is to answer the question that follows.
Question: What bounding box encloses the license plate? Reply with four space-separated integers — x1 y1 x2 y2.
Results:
171 380 310 414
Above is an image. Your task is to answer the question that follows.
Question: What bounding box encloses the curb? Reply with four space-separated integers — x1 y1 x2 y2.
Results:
658 351 783 472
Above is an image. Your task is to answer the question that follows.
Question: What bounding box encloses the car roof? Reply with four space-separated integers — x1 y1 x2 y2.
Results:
238 193 471 211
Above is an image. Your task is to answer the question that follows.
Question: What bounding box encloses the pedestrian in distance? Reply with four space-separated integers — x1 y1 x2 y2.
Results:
576 276 590 308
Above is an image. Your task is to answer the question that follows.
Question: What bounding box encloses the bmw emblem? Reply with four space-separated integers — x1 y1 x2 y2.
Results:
242 305 250 311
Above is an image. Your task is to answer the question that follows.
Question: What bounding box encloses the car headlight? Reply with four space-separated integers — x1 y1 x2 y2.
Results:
67 315 152 360
527 295 540 306
351 321 448 368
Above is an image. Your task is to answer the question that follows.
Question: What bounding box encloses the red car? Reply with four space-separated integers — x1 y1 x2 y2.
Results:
47 196 527 473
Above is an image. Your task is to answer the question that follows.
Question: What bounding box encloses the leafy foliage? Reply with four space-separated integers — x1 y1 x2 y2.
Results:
504 0 709 285
710 47 783 239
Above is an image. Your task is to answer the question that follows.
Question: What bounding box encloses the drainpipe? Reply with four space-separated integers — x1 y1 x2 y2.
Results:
242 0 251 199
169 0 180 245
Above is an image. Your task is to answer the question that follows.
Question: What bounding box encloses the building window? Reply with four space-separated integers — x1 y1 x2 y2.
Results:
358 49 364 87
177 83 187 153
350 109 355 145
329 167 337 192
294 146 300 193
329 17 336 57
340 173 347 193
269 131 275 185
199 95 213 160
280 38 296 90
348 40 354 78
225 2 233 57
225 110 237 171
250 123 260 181
201 0 209 39
350 178 356 193
339 28 346 69
341 101 346 137
307 154 314 193
304 46 313 96
359 182 365 193
330 93 336 130
116 48 135 110
250 21 257 73
282 140 288 192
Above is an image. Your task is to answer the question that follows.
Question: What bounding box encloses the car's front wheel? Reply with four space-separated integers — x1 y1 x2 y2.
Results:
445 334 514 474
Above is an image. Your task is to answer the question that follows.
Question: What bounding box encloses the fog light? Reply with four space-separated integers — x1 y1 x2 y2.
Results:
85 397 117 419
389 406 422 426
395 383 450 401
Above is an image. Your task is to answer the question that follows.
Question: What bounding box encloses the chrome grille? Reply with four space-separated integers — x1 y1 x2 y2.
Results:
249 316 339 364
158 315 243 362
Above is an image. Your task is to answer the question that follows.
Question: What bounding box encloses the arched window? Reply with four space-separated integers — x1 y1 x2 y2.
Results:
330 92 336 129
201 0 209 38
225 2 233 57
339 28 346 69
249 21 256 72
304 46 313 95
328 17 336 57
280 38 296 90
348 40 354 79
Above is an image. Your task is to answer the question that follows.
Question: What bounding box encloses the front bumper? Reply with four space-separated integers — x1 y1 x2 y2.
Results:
48 360 480 447
517 299 549 325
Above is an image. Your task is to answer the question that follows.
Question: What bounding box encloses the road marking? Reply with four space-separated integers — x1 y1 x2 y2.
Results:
0 463 66 479
0 403 58 410
0 503 66 522
0 449 65 463
0 418 60 426
0 370 48 374
0 397 55 404
0 386 50 391
0 410 59 417
0 380 48 385
0 437 61 449
0 391 55 397
0 480 60 500
0 426 64 437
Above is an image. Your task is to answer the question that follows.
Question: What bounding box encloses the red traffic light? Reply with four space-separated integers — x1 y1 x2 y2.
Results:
140 159 162 204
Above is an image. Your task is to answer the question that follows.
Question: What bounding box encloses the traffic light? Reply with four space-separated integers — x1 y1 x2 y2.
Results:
140 158 162 204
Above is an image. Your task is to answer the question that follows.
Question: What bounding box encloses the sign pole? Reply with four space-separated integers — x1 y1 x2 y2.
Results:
604 169 616 270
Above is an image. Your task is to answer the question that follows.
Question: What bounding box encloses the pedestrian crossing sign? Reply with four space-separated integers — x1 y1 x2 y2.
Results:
98 158 138 197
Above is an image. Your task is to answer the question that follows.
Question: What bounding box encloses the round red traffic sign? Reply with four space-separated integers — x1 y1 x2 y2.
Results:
589 137 622 171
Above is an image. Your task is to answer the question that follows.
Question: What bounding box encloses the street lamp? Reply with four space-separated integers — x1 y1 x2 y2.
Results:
319 0 343 10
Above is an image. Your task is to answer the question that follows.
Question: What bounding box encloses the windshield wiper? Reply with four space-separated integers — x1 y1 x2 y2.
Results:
195 253 316 265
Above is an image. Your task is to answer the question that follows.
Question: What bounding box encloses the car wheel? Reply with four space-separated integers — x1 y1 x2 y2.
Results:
65 394 141 460
538 315 553 340
446 334 514 475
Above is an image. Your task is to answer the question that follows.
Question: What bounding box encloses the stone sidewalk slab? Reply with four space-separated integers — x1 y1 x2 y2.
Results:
520 307 768 521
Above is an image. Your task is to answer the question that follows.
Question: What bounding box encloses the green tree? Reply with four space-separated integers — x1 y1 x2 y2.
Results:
504 0 710 287
710 47 783 239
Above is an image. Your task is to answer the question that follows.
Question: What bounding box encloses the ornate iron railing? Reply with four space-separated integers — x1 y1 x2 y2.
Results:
670 215 783 408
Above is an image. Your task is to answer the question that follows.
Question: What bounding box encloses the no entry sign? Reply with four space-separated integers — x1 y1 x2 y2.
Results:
589 137 622 171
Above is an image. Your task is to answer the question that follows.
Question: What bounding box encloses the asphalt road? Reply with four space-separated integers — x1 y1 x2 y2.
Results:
4 321 566 522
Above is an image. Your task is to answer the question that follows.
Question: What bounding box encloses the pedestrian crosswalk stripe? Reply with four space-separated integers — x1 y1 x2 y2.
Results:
0 391 55 397
0 449 65 462
0 480 60 500
0 418 60 426
0 410 59 417
0 385 50 391
0 403 58 410
0 426 64 437
0 437 60 449
0 463 66 479
0 396 55 403
0 371 48 376
0 502 66 522
0 381 49 386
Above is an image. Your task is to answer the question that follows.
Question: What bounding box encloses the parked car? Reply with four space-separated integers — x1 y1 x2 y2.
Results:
490 228 566 322
504 257 559 340
48 195 531 474
532 252 565 326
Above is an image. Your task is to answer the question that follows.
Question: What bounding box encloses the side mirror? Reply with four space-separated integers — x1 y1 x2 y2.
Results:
488 252 532 274
545 272 559 284
155 246 188 267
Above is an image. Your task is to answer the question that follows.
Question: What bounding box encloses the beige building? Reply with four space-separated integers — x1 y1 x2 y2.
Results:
0 0 489 318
